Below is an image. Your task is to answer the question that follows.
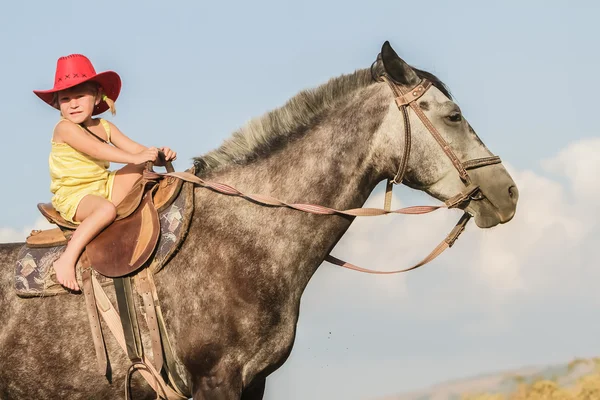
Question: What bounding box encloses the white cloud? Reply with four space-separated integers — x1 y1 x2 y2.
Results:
541 137 600 206
0 217 55 243
471 139 600 296
317 138 600 326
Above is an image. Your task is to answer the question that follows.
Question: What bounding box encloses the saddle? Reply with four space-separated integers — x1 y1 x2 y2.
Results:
29 165 184 277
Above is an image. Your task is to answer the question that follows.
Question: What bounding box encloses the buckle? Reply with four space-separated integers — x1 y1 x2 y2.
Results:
444 184 479 209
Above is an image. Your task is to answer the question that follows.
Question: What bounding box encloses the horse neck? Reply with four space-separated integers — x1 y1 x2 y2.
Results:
196 84 390 291
209 85 389 208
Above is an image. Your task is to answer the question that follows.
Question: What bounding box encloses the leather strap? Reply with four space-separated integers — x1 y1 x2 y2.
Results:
81 256 108 376
393 101 412 184
135 269 164 374
393 80 432 107
408 101 471 183
91 274 188 399
384 179 394 212
113 277 143 362
126 361 166 400
464 156 501 170
159 170 473 274
162 171 447 216
380 76 414 186
79 123 109 144
444 183 480 209
325 212 470 274
161 172 477 214
150 273 191 396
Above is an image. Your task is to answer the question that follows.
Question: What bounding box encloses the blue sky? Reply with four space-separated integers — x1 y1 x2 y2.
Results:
1 1 599 399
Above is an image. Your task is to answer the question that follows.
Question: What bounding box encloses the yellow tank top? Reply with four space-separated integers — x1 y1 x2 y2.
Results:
49 119 112 194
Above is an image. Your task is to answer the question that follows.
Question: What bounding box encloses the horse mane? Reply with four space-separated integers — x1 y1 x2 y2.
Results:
193 66 451 174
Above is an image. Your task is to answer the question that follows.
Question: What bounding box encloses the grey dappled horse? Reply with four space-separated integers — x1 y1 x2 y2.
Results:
0 42 518 399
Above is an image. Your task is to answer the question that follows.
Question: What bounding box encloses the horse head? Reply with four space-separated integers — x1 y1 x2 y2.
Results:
371 41 518 228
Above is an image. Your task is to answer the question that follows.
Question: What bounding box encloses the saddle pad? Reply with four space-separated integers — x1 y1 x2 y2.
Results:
14 245 111 298
148 180 194 274
14 181 194 297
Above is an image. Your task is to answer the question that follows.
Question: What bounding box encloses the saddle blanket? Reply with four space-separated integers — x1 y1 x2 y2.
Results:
15 181 193 297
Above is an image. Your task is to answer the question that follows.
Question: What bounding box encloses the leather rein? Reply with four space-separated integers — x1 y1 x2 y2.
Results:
155 74 502 275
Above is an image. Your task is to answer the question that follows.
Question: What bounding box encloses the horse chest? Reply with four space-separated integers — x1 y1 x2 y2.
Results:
239 309 298 379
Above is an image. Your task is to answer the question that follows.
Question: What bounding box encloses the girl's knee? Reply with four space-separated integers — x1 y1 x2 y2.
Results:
101 201 117 221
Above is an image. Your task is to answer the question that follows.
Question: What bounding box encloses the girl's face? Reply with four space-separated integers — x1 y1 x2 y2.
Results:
57 83 100 124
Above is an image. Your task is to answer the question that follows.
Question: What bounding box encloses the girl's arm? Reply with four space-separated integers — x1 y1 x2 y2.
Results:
106 121 147 154
108 121 177 164
55 121 151 164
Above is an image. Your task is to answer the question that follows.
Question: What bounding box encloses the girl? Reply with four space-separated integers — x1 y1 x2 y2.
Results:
34 54 177 291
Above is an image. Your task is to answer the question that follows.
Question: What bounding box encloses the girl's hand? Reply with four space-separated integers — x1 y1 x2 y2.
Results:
133 147 159 164
156 147 177 166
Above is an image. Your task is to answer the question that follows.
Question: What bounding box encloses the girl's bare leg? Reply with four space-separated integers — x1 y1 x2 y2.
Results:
111 163 145 206
53 195 117 291
54 163 144 290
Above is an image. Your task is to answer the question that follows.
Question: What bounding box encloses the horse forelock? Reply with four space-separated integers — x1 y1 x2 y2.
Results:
192 65 451 175
412 67 453 100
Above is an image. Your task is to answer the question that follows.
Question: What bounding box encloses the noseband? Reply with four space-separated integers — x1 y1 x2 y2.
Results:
379 74 502 212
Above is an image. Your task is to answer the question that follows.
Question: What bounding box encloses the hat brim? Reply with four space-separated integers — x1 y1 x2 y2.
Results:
34 71 121 116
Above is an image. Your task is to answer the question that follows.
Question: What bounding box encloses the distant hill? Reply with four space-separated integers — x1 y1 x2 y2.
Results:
375 358 598 400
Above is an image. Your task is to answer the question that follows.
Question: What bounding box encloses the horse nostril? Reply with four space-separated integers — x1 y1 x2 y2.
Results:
508 185 519 201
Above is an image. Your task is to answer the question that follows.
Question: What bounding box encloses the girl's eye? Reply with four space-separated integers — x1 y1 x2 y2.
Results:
448 113 462 122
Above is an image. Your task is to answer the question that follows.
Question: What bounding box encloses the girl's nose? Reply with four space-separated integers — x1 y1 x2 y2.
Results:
70 99 78 108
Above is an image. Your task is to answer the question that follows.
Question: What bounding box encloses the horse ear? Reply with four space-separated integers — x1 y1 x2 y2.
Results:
380 41 419 86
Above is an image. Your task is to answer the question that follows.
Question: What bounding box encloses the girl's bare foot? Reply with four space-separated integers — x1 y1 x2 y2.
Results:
53 256 80 291
50 195 117 292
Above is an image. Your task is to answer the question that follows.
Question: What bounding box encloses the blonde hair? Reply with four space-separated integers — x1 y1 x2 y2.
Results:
101 94 116 116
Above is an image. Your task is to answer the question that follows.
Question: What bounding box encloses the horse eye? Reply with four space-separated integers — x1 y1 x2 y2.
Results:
448 112 462 122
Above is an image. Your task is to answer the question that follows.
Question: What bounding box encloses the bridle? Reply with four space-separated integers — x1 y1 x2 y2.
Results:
377 74 502 213
326 73 503 273
158 69 505 275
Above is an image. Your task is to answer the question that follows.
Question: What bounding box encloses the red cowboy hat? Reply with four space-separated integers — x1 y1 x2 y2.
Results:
33 54 121 116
